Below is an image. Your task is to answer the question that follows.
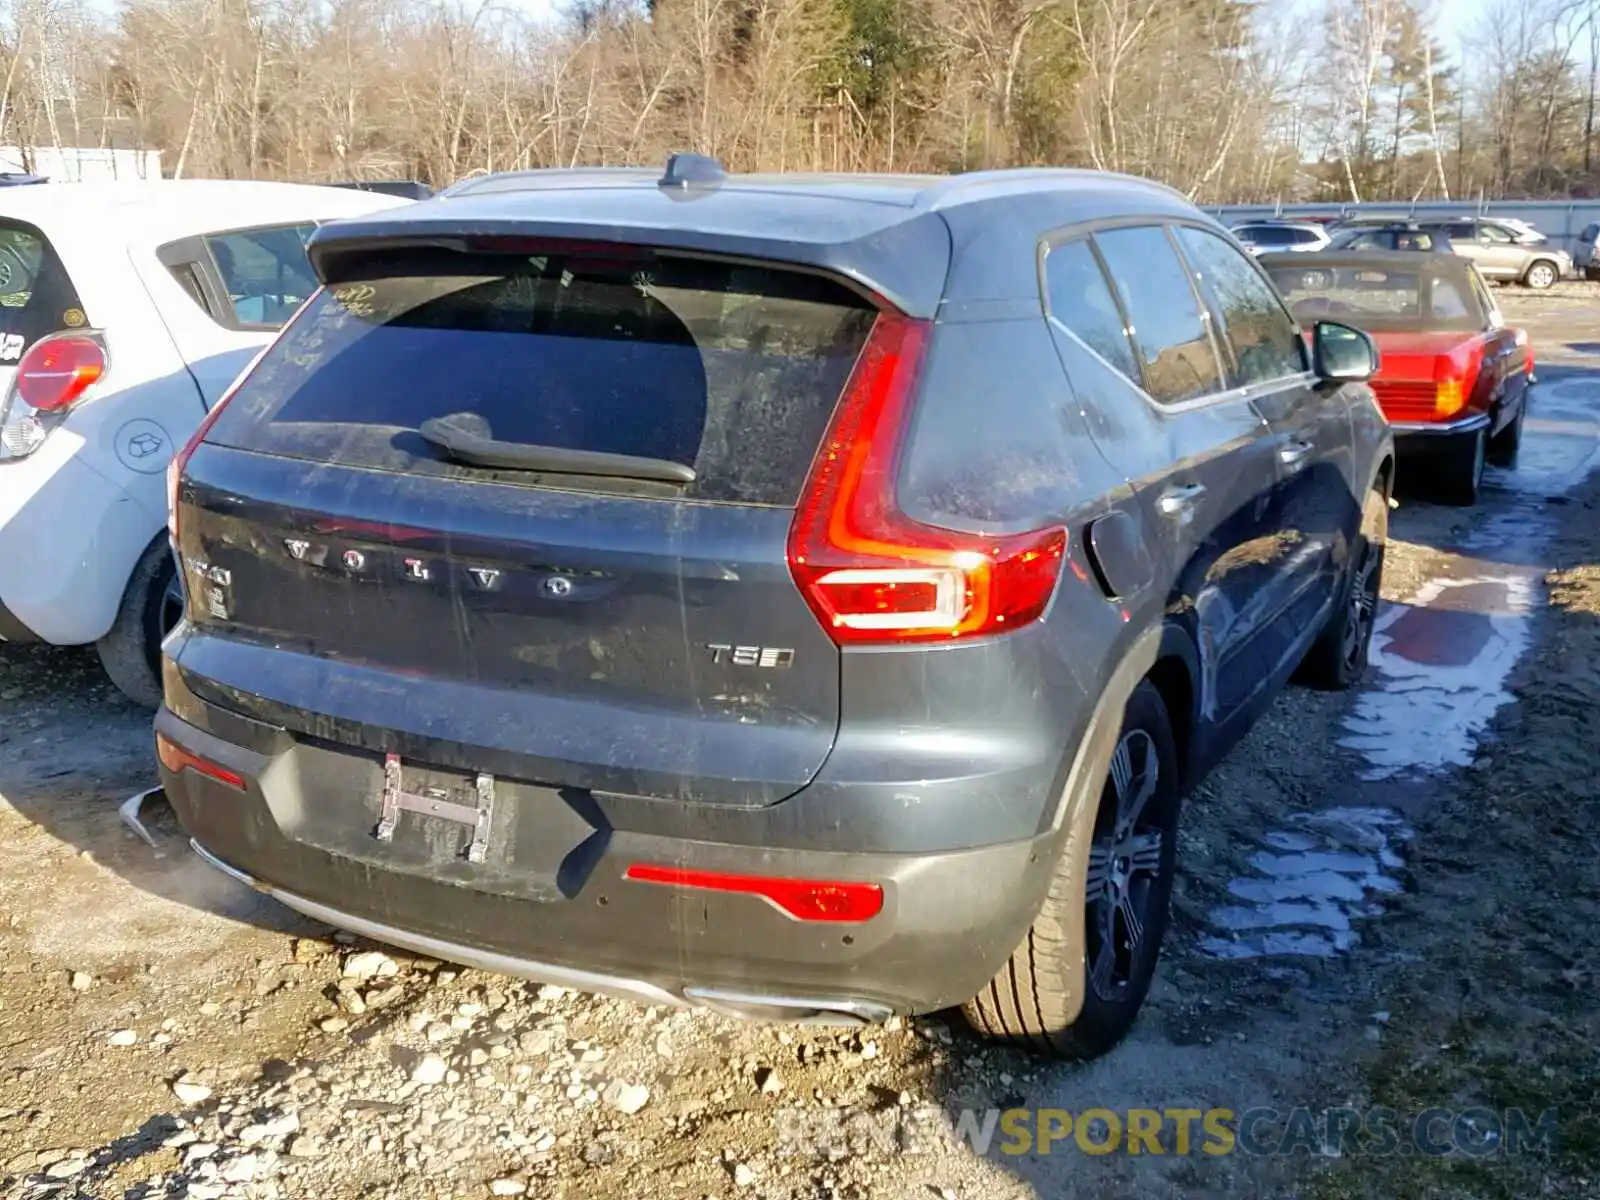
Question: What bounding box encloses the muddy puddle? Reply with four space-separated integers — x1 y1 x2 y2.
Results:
1340 572 1537 779
1199 807 1413 960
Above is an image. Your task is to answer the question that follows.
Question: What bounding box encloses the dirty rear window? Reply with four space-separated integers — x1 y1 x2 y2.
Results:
1266 261 1487 334
0 220 88 363
204 245 877 505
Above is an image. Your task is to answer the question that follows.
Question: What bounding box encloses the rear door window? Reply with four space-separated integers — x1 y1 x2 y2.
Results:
204 245 878 505
0 220 88 363
1043 239 1138 379
1091 225 1224 405
1175 226 1307 386
1241 226 1293 246
206 224 319 327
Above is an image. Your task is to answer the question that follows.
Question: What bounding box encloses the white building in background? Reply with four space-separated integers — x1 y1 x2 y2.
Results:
0 146 163 182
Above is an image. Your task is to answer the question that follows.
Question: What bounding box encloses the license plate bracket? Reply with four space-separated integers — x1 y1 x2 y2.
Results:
374 753 494 863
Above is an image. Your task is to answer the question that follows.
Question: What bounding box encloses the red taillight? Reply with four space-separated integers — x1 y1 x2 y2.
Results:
1433 345 1487 420
16 334 105 412
623 863 884 923
787 311 1066 644
155 732 246 790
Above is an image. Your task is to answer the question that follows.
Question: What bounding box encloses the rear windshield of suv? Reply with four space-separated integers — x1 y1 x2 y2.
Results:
0 220 88 363
204 245 877 505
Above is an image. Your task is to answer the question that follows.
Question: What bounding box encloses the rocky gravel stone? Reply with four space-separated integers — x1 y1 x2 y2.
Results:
342 951 400 981
172 1078 213 1105
411 1054 449 1086
601 1080 650 1115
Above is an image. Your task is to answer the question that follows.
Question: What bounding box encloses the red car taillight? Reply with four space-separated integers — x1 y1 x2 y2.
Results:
787 311 1066 645
1433 343 1488 420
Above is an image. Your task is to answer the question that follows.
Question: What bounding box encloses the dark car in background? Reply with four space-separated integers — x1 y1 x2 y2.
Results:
1327 223 1454 254
1577 222 1600 279
330 180 435 200
1262 250 1532 505
158 158 1393 1059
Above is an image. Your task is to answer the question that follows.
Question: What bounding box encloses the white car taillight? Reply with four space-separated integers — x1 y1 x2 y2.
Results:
0 332 108 461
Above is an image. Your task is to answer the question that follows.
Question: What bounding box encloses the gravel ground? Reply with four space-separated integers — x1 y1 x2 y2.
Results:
1 293 1596 1200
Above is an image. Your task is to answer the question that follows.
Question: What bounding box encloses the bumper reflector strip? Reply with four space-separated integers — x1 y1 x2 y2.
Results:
624 863 883 922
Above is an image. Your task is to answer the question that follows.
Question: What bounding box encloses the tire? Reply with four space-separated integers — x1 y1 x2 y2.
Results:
1438 425 1487 506
96 538 184 709
1522 259 1559 290
1487 400 1526 467
962 680 1180 1060
1299 488 1387 691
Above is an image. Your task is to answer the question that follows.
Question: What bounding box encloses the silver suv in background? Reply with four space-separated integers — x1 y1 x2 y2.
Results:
1231 221 1331 255
1421 217 1570 289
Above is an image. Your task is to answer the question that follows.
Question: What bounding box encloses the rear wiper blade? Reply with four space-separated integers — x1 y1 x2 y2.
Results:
418 417 696 485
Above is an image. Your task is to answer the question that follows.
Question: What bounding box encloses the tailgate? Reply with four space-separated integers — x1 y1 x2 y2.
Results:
172 239 883 806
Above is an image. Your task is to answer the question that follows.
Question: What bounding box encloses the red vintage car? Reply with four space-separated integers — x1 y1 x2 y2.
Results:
1260 250 1534 505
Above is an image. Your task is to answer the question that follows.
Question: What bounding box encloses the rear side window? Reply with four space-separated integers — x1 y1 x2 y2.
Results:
205 246 877 505
1176 226 1306 386
1092 225 1224 405
1043 239 1138 379
1396 230 1442 251
206 224 318 327
0 220 88 363
1240 226 1293 246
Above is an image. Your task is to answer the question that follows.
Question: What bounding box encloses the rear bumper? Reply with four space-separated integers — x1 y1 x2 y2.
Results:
158 706 1061 1018
1388 412 1491 438
1390 412 1491 460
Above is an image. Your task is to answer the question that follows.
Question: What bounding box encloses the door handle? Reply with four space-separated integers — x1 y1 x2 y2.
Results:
1279 439 1314 466
1157 483 1206 516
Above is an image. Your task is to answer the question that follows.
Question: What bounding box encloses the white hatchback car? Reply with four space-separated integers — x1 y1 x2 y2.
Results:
0 180 411 705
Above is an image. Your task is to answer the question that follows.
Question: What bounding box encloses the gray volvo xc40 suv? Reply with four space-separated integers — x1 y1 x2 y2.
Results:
157 157 1393 1059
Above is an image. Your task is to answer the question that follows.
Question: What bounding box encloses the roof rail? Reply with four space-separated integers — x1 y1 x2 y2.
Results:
440 167 656 199
659 152 728 191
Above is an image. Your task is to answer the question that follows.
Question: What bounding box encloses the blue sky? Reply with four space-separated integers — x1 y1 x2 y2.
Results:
1435 0 1495 43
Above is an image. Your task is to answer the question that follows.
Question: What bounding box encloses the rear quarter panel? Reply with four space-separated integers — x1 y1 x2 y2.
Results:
0 224 197 642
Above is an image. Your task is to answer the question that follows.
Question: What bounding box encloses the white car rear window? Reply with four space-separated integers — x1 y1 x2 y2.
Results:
0 220 89 364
